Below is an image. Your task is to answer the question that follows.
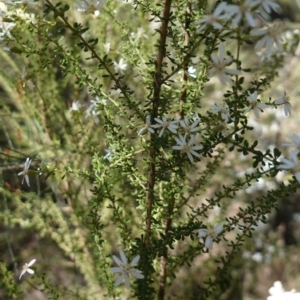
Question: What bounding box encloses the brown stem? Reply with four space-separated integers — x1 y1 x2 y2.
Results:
145 0 173 247
158 198 174 300
144 2 173 298
157 4 191 298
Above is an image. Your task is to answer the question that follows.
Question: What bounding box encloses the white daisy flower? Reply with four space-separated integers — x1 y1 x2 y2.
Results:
274 88 291 116
172 134 203 163
151 117 178 137
244 91 268 119
110 250 144 290
209 43 241 86
198 224 223 249
19 259 36 280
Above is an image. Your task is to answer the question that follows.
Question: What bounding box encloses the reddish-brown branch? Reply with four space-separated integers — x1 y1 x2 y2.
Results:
157 3 191 299
145 0 173 248
158 199 174 300
145 3 173 298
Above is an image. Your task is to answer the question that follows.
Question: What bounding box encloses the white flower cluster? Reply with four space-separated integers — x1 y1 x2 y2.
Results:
68 97 107 124
20 238 229 289
0 2 16 42
197 0 280 32
85 97 107 124
0 1 36 44
138 115 203 163
109 223 224 290
138 87 292 163
22 250 300 299
196 0 285 85
210 88 291 134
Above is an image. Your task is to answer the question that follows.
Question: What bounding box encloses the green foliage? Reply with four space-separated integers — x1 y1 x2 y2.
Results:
1 0 300 299
0 262 20 299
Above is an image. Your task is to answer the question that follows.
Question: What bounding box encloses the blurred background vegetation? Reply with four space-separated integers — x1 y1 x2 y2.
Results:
1 0 300 299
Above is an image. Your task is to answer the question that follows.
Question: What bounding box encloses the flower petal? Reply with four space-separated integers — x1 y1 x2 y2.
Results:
112 255 123 266
187 152 194 163
130 255 140 267
110 267 122 273
124 274 131 290
198 229 208 237
130 269 145 279
214 224 223 235
114 274 125 287
119 250 127 265
19 270 26 280
205 236 213 249
25 175 30 187
295 172 300 183
28 259 36 267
